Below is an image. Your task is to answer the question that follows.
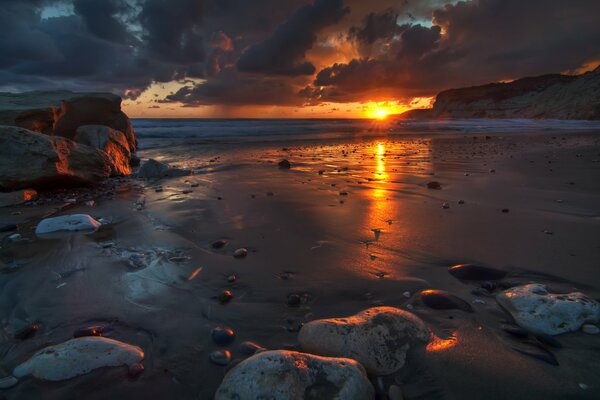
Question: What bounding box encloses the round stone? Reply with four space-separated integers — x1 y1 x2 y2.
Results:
218 290 233 304
211 239 227 249
582 324 600 334
212 326 235 346
287 294 301 307
278 159 291 169
210 350 232 366
233 248 248 258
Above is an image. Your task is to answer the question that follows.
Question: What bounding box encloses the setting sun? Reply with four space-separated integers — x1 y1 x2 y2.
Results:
374 108 388 120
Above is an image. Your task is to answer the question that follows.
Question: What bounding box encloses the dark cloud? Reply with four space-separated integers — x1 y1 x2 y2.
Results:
73 0 135 44
237 0 349 76
348 9 402 46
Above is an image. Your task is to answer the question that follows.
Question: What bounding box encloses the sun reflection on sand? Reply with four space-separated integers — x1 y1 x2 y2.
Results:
367 142 392 229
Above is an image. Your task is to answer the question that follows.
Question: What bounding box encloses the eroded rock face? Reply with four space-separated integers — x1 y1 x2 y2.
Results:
0 91 137 150
35 214 102 235
13 337 144 381
497 284 600 335
75 125 132 176
298 307 430 375
214 350 374 400
0 126 111 190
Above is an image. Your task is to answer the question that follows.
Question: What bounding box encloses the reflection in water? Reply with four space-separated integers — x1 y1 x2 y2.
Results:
367 142 392 230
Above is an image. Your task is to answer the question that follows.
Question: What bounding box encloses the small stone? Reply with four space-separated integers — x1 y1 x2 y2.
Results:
218 290 233 304
233 248 248 258
579 383 589 390
0 376 18 389
227 274 237 283
9 233 21 241
287 294 301 307
489 169 496 173
278 159 291 169
448 264 507 281
15 324 39 340
212 326 235 346
210 350 232 366
318 170 325 175
458 200 465 205
266 192 274 197
211 239 227 249
403 291 411 298
35 214 101 235
128 363 144 380
420 289 473 312
182 189 193 194
73 325 104 338
472 299 486 305
582 324 600 334
501 208 510 213
155 187 163 193
238 341 265 356
340 191 348 196
426 181 441 189
442 202 450 209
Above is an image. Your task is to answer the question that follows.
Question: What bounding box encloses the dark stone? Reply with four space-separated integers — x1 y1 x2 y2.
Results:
211 239 227 249
278 159 291 169
73 325 105 338
212 325 235 346
210 350 232 366
15 324 39 340
420 289 473 312
218 290 233 304
501 208 510 213
448 264 507 281
426 181 442 190
501 324 529 338
128 363 145 380
513 342 559 366
0 224 18 232
287 294 301 307
238 341 264 356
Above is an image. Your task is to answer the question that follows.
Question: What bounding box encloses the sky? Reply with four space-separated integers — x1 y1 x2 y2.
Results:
1 0 600 118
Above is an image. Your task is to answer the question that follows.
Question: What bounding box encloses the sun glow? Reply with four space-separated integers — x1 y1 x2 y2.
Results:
363 102 407 120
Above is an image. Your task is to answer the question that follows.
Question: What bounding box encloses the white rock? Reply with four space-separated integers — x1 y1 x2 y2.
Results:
298 306 430 375
35 214 101 235
9 233 21 241
497 284 600 335
214 350 374 400
403 291 411 298
0 376 18 389
13 337 144 381
582 324 600 334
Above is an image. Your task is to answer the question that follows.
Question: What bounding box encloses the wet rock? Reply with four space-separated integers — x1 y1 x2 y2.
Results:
582 324 600 334
0 376 18 389
212 326 235 346
420 290 473 312
497 284 600 335
138 159 190 179
287 293 301 307
35 214 101 235
238 341 265 356
14 324 39 340
442 202 450 209
278 159 291 169
513 342 559 366
218 290 233 304
211 239 227 249
298 306 430 375
448 264 507 281
127 363 144 380
214 350 374 400
13 337 144 381
426 181 442 190
73 325 105 338
74 125 132 176
210 350 232 366
233 248 248 258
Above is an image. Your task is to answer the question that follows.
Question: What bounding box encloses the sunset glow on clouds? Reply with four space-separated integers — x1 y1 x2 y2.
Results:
2 0 600 118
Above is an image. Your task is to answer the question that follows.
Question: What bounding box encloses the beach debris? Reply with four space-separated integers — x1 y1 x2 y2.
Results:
35 214 101 235
218 290 233 304
512 342 559 366
73 325 105 338
212 326 235 346
426 181 442 190
214 350 374 400
211 350 232 366
420 289 473 312
238 341 265 356
0 376 19 389
298 306 430 375
13 337 144 381
233 248 248 258
448 264 507 281
278 159 291 169
496 284 600 335
211 239 228 249
442 202 450 209
128 363 144 380
582 324 600 334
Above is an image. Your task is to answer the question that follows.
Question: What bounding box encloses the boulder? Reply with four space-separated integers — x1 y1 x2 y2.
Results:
497 284 600 335
35 214 102 235
75 125 131 176
0 189 37 207
0 91 137 150
138 159 190 179
0 126 111 190
13 337 144 381
298 306 430 375
214 350 374 400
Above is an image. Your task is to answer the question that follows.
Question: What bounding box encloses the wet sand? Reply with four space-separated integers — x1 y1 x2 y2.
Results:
1 129 600 399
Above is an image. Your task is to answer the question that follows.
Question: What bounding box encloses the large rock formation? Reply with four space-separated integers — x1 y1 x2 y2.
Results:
400 67 600 120
74 125 132 176
0 91 136 150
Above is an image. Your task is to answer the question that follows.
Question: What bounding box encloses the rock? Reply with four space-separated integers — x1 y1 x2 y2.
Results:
238 341 265 356
8 233 21 241
210 350 232 366
0 376 18 389
582 324 600 334
212 326 235 346
73 325 105 338
0 126 111 190
233 248 248 258
13 337 144 381
426 181 442 189
298 306 430 375
278 159 291 169
211 239 227 249
74 125 132 176
35 214 101 235
0 91 137 150
218 290 233 304
497 284 600 335
287 293 301 307
0 189 38 207
442 202 450 209
138 159 190 179
214 350 374 400
448 264 507 280
420 289 474 312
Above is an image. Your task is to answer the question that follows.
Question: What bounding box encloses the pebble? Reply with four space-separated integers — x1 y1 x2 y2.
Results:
403 291 411 298
238 341 265 356
233 248 248 258
472 299 486 305
501 208 510 213
278 159 291 169
210 350 232 366
211 239 227 249
227 274 237 283
218 290 233 304
489 169 496 173
339 191 348 196
448 264 507 281
420 289 473 312
458 199 465 204
8 233 21 241
128 363 145 380
73 325 104 338
212 326 235 346
579 383 589 390
287 294 301 307
582 324 600 334
426 181 442 189
442 202 450 209
0 376 18 389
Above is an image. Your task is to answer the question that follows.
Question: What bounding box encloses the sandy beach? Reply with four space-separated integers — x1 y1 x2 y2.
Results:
1 126 599 399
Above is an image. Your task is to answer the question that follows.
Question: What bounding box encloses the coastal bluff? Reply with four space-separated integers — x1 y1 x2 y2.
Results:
0 91 136 192
400 67 600 120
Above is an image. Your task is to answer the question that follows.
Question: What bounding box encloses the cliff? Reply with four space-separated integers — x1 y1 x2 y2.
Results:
400 67 600 120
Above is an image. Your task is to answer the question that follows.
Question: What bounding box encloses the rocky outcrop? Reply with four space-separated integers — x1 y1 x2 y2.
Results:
0 91 136 150
214 350 374 400
400 67 600 120
0 126 112 190
75 125 132 176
